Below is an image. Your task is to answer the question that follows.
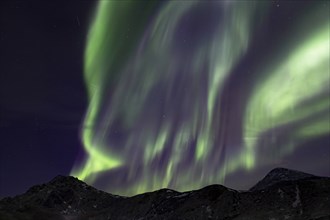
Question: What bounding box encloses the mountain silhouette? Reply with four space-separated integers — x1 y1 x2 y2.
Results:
1 168 329 220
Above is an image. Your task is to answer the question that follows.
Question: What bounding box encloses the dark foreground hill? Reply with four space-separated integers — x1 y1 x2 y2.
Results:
0 168 329 220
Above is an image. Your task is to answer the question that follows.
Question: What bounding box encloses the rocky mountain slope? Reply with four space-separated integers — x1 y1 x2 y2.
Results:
0 168 329 220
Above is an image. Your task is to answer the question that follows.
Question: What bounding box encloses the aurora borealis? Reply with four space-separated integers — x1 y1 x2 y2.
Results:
70 1 330 195
0 1 329 198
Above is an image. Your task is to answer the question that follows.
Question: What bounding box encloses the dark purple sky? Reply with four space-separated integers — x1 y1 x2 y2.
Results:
0 0 94 198
0 1 329 198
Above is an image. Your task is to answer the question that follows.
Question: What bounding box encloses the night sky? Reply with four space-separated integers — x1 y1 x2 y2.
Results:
0 1 329 198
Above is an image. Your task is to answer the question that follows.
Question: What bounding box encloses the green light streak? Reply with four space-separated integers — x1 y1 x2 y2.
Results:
243 23 329 170
71 1 261 195
295 117 330 138
71 1 328 196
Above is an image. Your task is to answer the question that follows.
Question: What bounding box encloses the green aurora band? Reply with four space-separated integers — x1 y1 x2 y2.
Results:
71 1 329 195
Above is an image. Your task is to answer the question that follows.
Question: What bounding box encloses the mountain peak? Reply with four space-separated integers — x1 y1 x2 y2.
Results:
49 175 72 183
266 167 315 180
24 175 88 196
250 167 315 191
49 175 84 185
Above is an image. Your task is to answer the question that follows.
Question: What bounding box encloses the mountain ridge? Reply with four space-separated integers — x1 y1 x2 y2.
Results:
250 167 317 191
1 168 329 220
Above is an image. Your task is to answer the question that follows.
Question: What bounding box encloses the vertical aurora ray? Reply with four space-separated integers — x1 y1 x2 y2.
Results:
71 1 329 195
243 3 330 170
